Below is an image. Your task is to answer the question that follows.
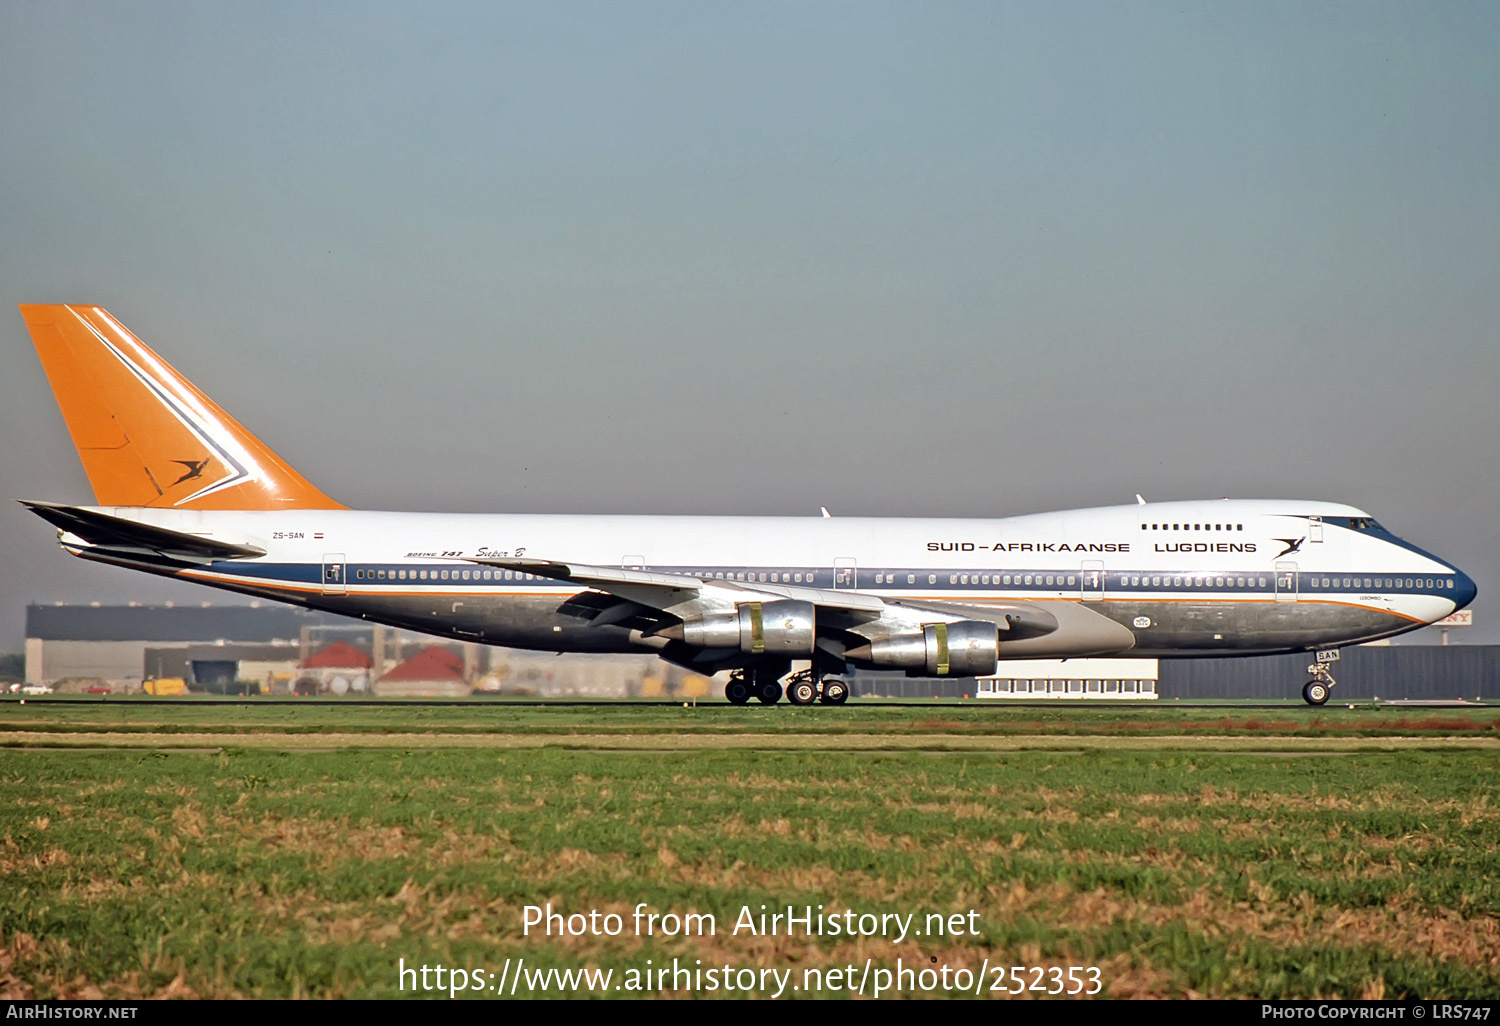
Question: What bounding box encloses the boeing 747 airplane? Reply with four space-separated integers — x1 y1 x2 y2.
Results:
18 305 1476 705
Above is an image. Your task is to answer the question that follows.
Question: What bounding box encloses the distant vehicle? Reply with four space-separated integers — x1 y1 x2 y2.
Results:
142 677 186 696
85 684 112 694
17 304 1479 707
20 684 53 696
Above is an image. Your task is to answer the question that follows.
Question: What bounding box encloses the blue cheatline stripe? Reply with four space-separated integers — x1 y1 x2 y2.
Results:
199 561 1461 599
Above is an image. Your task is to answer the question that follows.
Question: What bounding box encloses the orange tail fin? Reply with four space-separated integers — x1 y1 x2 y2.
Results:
20 304 344 510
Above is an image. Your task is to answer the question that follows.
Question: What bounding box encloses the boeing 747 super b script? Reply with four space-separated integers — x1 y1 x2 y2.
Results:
18 305 1476 706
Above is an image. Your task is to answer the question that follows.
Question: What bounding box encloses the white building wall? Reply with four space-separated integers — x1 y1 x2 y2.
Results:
977 658 1160 700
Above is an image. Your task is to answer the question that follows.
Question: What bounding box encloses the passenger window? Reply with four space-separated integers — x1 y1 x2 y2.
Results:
1024 575 1033 585
908 574 916 584
928 575 937 584
949 575 958 584
1067 576 1075 586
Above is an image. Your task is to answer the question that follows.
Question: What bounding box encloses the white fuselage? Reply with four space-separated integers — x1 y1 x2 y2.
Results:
64 498 1473 663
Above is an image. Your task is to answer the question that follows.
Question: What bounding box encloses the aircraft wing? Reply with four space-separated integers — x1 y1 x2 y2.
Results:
466 555 1059 638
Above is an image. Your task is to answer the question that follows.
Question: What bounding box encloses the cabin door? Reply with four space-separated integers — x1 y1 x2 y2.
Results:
1275 562 1298 603
321 554 346 596
1080 560 1105 602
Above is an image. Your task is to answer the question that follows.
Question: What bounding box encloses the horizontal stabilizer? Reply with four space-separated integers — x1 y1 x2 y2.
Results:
20 500 266 561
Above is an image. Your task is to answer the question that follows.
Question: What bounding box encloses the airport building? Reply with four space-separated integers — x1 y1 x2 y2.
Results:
22 602 687 697
23 601 1494 701
23 602 350 691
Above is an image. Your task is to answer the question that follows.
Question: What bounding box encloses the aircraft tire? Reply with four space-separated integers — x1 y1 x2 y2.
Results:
1302 680 1330 706
725 678 752 705
755 679 783 704
787 679 817 705
820 679 849 705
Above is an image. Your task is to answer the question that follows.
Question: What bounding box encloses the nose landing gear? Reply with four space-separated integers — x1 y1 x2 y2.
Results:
1301 651 1340 706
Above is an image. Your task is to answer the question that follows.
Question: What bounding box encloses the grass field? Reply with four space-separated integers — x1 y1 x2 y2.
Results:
2 701 1497 999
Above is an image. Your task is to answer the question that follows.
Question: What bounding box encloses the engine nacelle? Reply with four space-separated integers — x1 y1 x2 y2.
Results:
678 600 816 655
850 621 999 677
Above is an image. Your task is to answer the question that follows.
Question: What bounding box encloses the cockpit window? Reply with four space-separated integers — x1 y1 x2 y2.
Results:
1349 518 1384 531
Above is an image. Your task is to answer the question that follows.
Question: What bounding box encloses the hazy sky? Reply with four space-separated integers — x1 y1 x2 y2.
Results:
2 2 1497 648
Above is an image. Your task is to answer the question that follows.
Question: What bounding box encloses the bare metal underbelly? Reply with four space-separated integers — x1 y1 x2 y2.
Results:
1084 598 1419 656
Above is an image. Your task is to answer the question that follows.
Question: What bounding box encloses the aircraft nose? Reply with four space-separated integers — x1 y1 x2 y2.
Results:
1451 567 1478 611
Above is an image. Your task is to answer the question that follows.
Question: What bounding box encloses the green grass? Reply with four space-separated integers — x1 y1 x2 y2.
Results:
3 696 1498 740
3 711 1498 998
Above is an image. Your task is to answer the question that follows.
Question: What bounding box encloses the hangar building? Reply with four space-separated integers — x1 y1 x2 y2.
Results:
24 602 363 691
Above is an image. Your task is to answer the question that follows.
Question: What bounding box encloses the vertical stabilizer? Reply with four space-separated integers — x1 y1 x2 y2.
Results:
19 304 344 510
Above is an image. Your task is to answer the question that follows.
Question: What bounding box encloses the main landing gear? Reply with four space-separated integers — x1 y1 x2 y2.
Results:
724 668 782 705
782 669 849 706
725 669 849 706
1301 651 1340 706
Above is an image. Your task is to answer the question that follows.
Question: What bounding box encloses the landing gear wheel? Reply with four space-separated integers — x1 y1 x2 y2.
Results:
725 675 751 705
1302 680 1329 706
754 678 783 704
1302 658 1337 706
786 678 817 705
820 679 849 705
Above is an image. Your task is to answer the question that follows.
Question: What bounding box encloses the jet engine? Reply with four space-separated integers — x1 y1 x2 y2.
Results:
846 621 999 677
666 600 816 655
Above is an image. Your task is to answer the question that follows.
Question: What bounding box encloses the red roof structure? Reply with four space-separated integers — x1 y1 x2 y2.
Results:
378 646 466 684
300 639 372 670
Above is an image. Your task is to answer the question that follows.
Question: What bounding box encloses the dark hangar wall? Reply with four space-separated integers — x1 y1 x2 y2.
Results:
1156 646 1499 701
850 647 1498 701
